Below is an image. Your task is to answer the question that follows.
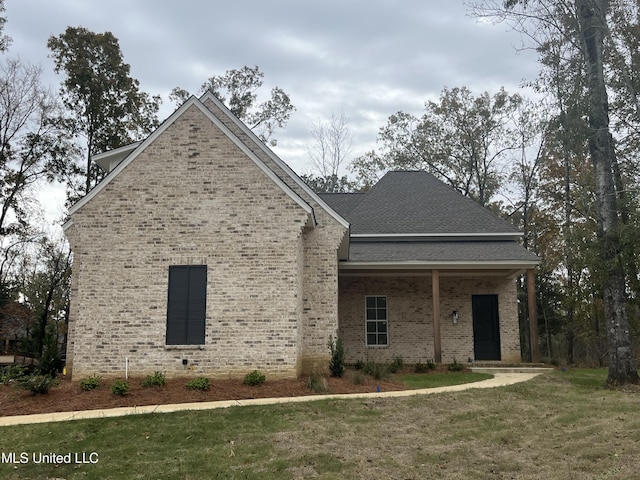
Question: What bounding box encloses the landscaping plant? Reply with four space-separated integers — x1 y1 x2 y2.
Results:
80 375 101 391
186 377 211 391
142 371 166 388
19 374 58 395
111 379 129 396
243 370 266 386
327 335 345 377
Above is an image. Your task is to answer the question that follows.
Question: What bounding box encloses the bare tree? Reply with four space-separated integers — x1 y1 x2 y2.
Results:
308 111 353 178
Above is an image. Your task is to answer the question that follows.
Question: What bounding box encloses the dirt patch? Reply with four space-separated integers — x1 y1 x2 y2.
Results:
0 371 409 417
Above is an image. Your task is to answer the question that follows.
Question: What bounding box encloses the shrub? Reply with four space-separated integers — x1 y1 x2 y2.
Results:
414 360 436 373
0 365 29 384
80 375 101 391
448 358 465 372
186 377 210 391
111 379 129 396
327 336 345 377
243 370 266 386
362 361 389 380
387 356 404 374
142 371 166 388
414 362 429 373
351 370 365 385
306 373 328 393
19 374 58 395
354 359 364 371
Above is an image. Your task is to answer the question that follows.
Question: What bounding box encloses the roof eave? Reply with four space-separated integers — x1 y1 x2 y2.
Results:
350 232 524 241
339 260 541 270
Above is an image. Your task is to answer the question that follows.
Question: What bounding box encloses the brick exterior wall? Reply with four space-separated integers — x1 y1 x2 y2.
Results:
65 102 346 380
338 274 521 365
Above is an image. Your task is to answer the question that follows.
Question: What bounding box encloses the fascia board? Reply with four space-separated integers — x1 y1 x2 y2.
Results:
199 91 349 230
350 233 524 241
339 259 541 270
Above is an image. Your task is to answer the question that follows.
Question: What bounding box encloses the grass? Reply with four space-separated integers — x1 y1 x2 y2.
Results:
397 371 492 389
1 369 640 479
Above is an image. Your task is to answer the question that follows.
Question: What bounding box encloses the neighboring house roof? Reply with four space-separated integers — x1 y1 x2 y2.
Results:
320 171 539 270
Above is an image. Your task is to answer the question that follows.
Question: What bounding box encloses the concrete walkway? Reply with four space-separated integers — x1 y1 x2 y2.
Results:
0 372 542 427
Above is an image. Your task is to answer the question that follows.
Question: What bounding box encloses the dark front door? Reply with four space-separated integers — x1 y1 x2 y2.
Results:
472 295 501 361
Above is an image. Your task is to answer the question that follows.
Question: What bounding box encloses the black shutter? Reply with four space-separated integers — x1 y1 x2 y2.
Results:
166 265 207 345
186 266 207 344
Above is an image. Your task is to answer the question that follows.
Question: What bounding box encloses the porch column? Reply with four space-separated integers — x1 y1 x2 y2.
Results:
432 269 442 363
527 268 540 363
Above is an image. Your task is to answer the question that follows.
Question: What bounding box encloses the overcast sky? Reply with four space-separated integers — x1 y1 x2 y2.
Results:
4 0 539 227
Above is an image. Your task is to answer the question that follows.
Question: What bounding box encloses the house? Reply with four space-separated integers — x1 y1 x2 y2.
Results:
63 92 539 380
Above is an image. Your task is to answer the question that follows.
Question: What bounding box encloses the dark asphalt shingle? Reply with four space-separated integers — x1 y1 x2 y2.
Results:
322 171 519 235
348 241 540 263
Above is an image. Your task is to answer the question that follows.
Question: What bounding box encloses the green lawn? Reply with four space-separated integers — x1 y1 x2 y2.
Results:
1 369 639 479
397 371 493 389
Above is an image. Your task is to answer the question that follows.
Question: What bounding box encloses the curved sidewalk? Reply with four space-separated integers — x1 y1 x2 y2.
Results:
0 372 541 426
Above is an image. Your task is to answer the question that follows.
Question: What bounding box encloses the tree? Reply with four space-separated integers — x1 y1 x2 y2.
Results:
577 0 638 385
48 27 161 199
351 87 523 206
0 0 10 52
302 111 356 193
170 65 295 146
470 0 639 385
19 238 71 373
0 59 73 238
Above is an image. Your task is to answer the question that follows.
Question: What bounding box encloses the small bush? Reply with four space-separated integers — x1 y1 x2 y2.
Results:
351 371 365 385
362 361 389 380
448 359 465 372
387 356 404 373
354 359 364 371
186 377 210 391
328 336 345 377
243 370 266 386
414 362 429 373
80 375 101 391
19 374 58 395
0 365 29 384
414 360 437 373
142 371 166 388
111 379 129 396
306 373 328 393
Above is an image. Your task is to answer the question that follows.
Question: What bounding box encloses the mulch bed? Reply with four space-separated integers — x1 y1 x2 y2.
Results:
0 372 408 417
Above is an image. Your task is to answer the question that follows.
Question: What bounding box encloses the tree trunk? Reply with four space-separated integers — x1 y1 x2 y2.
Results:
576 0 639 385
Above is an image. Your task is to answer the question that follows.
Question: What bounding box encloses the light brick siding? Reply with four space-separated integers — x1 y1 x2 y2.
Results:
338 275 521 365
66 103 345 379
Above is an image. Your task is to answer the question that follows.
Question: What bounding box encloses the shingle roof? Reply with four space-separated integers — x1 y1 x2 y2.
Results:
322 171 519 235
317 192 365 219
319 171 539 266
348 241 540 263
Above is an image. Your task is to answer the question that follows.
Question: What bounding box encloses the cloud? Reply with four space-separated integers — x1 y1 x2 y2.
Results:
3 0 540 209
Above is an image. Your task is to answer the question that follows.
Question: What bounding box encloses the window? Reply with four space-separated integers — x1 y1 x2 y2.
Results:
166 265 207 345
365 296 388 346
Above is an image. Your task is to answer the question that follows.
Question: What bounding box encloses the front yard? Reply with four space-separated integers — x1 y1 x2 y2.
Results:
0 369 639 479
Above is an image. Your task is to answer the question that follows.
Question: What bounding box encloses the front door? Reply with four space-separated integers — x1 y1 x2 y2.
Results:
472 295 501 361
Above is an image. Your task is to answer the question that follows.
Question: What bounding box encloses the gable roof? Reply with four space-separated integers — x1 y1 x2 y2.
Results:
65 96 318 227
198 92 349 231
322 171 519 237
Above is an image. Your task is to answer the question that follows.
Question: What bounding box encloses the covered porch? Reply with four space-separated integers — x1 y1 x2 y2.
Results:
337 261 539 366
